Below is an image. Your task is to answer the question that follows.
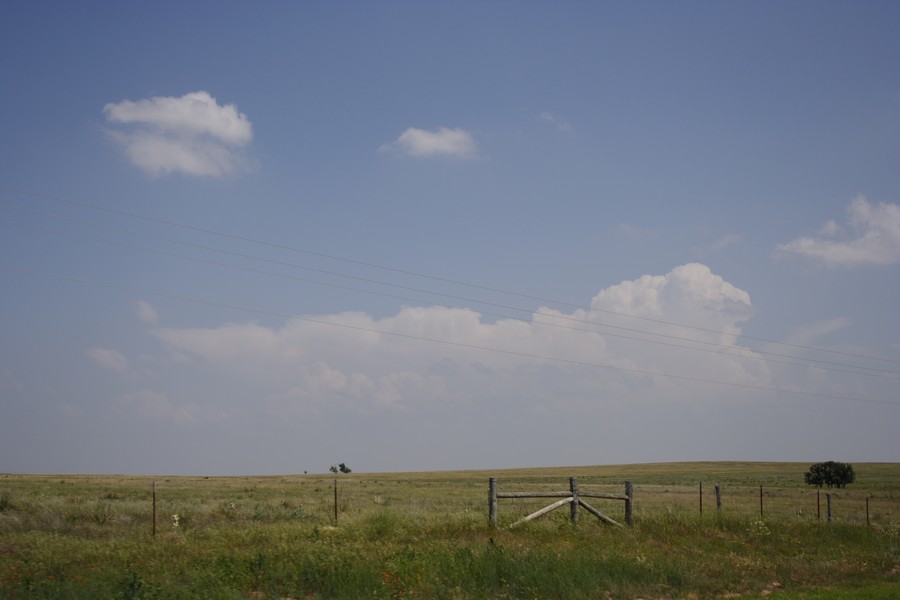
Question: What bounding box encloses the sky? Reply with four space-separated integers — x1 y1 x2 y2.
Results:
1 1 898 476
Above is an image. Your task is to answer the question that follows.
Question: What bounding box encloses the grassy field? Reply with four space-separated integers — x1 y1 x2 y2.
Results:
1 462 897 599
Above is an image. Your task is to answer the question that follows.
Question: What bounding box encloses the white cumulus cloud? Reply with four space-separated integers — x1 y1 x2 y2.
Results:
777 196 900 266
103 91 253 177
151 264 767 415
379 127 476 158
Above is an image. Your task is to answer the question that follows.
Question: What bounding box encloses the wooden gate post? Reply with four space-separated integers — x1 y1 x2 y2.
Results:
569 478 579 525
625 481 633 526
489 478 498 528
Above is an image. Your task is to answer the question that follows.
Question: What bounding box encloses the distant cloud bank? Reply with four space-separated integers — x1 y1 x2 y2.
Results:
379 127 476 158
145 263 764 417
103 91 253 177
777 196 900 266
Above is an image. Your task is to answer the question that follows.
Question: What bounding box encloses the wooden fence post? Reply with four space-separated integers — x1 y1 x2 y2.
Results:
866 496 870 526
759 485 764 518
489 478 498 528
569 477 579 525
625 481 633 526
826 493 832 522
152 481 157 537
699 482 703 516
817 490 821 521
333 479 338 523
715 484 721 513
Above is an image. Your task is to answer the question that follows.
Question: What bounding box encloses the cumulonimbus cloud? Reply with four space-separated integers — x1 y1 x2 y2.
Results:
151 263 767 414
777 196 900 266
379 127 476 158
103 91 253 177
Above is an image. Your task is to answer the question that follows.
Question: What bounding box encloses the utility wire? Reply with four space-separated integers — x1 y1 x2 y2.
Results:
3 263 898 407
3 215 897 380
2 185 898 366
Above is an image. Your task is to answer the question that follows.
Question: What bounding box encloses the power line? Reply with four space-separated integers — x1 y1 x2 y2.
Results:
3 215 898 381
3 184 896 366
3 263 898 407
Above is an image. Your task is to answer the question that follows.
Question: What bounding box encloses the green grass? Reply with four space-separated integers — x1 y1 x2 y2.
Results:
1 463 898 598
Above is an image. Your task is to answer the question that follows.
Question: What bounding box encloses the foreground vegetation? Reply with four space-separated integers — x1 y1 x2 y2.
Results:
1 462 897 598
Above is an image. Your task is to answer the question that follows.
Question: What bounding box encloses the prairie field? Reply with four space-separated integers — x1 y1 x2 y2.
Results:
0 462 898 599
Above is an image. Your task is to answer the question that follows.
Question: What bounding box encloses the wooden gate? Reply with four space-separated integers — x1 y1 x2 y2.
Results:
489 477 633 528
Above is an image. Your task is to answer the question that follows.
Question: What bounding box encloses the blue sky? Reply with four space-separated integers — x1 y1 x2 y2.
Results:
1 2 898 475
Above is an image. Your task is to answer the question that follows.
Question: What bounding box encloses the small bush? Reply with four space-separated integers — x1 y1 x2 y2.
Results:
90 501 114 525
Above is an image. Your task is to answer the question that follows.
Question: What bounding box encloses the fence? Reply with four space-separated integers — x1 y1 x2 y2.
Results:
693 482 881 525
140 477 892 535
5 474 891 538
488 477 633 528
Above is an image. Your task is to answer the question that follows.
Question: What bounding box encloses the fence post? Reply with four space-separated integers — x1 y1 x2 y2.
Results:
715 484 721 513
817 491 821 521
333 479 338 523
569 477 579 525
489 478 498 528
826 493 831 522
152 481 157 537
759 485 764 518
866 496 870 526
625 481 633 526
699 482 703 516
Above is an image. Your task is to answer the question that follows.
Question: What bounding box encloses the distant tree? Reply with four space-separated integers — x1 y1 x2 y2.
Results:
329 465 338 474
339 463 351 474
804 461 855 489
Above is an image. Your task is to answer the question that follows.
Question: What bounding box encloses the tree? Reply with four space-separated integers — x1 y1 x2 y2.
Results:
804 461 855 489
329 465 338 474
338 463 351 474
